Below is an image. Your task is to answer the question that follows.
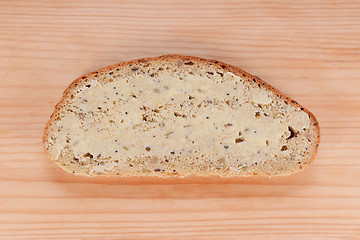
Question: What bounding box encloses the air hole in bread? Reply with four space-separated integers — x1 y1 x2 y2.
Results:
83 153 93 159
287 126 297 140
235 137 245 143
281 145 288 151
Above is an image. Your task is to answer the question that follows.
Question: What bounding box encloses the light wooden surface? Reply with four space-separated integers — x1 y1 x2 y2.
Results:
1 0 360 239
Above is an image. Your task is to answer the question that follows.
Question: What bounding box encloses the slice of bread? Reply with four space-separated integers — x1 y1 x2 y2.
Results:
43 55 320 177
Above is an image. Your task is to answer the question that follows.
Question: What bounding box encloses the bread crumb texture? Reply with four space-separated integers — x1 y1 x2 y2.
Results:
43 55 320 177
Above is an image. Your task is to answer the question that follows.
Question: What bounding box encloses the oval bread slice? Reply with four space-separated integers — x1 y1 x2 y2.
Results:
43 55 320 177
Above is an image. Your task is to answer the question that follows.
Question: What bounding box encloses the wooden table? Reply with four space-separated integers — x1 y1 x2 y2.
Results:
1 1 359 239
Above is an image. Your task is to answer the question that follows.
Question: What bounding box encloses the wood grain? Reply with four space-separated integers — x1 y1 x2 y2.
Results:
0 0 359 239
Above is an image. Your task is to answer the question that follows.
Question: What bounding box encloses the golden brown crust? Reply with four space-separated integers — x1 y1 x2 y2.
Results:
43 54 320 176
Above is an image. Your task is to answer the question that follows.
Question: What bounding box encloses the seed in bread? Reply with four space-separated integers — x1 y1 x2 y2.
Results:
43 55 320 177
